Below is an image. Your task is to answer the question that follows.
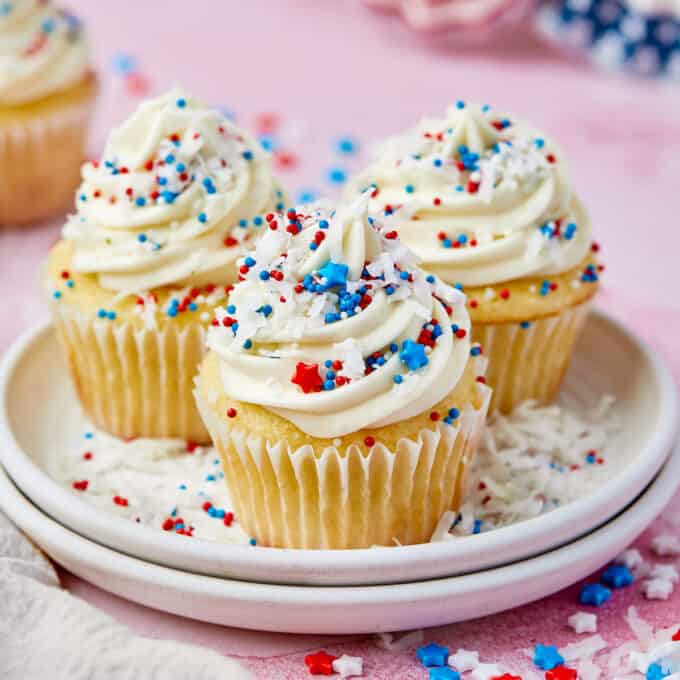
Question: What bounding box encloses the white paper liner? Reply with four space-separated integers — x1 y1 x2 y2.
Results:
473 301 591 414
0 90 94 224
53 303 210 443
195 381 491 549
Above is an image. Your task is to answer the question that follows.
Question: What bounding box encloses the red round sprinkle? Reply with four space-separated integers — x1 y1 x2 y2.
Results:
162 518 174 531
83 452 92 460
433 197 442 206
202 501 212 512
60 270 70 279
72 480 88 491
224 512 234 527
499 288 510 300
430 411 440 421
186 440 198 453
227 407 237 418
455 328 467 339
364 436 375 447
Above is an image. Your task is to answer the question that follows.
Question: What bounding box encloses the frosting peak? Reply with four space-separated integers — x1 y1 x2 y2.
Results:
0 0 89 105
206 196 475 438
349 102 592 287
63 89 283 292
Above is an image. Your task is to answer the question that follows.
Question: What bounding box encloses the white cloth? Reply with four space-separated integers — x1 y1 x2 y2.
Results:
0 512 253 680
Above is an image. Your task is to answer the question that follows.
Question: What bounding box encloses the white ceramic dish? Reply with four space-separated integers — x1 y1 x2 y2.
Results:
2 443 679 635
0 310 677 586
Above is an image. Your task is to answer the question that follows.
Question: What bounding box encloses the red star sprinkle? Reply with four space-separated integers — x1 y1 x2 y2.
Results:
304 650 337 675
291 362 323 393
545 666 576 680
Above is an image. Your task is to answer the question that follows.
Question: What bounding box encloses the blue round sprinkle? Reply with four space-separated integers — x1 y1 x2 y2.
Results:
176 98 187 108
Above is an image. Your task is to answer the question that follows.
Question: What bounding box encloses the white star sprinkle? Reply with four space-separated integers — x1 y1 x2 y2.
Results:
568 612 598 634
651 534 680 557
448 648 480 672
642 577 674 600
615 549 644 570
650 564 680 584
470 662 504 680
332 654 363 678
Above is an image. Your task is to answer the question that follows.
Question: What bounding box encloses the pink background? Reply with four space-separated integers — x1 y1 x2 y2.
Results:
1 1 680 677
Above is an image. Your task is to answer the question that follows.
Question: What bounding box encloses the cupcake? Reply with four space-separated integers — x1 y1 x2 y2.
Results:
0 0 97 225
348 102 600 414
535 0 680 79
195 195 490 549
46 89 285 443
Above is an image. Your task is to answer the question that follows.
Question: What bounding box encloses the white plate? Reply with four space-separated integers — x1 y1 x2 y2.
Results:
2 443 679 635
0 309 677 586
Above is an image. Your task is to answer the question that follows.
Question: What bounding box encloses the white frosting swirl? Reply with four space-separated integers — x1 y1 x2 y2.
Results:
206 195 474 439
0 0 89 105
63 89 283 292
349 103 592 287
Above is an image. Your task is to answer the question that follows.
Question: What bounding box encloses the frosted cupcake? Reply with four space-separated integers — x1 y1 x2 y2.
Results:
348 102 600 413
196 195 490 549
0 0 97 224
46 89 284 443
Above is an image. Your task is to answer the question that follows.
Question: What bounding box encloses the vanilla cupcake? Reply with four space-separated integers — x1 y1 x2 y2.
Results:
46 89 285 443
0 0 97 225
348 102 600 413
196 196 490 549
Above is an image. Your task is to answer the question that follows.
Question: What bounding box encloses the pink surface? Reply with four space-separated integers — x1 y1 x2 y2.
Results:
1 1 680 677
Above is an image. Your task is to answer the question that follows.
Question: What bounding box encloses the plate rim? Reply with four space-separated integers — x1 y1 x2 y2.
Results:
0 308 678 586
1 442 678 634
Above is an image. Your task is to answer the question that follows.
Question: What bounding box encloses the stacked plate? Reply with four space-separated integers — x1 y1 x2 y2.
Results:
0 309 678 634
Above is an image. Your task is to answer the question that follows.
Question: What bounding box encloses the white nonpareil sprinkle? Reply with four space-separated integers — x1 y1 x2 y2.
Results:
615 548 644 570
375 630 424 651
560 634 607 662
332 655 363 678
568 612 598 634
651 534 680 557
643 577 675 600
448 648 480 672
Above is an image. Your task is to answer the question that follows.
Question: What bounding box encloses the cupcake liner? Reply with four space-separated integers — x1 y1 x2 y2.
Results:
0 90 95 225
196 383 490 549
473 301 591 414
53 303 210 443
